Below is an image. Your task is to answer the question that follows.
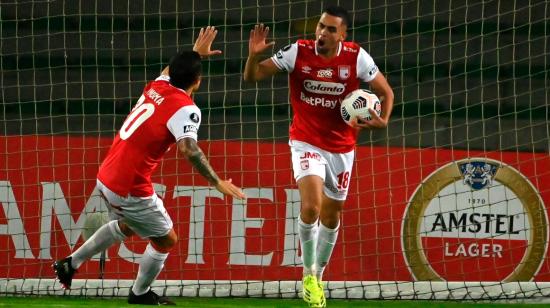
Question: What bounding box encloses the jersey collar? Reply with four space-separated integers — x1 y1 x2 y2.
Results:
158 75 188 95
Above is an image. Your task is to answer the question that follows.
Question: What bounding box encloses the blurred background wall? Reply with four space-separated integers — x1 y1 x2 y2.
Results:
1 0 548 152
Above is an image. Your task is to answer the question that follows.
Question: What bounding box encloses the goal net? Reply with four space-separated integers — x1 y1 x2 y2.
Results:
1 0 549 301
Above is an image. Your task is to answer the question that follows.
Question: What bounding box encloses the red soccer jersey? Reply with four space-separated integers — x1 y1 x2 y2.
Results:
271 39 379 153
97 76 201 197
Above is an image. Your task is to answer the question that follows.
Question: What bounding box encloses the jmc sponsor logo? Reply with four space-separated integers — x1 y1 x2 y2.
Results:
402 158 548 281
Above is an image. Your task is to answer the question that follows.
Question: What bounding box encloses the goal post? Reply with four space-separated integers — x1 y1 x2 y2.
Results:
1 0 549 301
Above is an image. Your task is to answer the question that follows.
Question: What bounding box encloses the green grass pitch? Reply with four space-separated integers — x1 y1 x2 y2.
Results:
0 297 539 307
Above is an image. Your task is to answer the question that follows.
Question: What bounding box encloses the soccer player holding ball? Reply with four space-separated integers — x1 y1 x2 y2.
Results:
53 27 246 305
244 6 394 308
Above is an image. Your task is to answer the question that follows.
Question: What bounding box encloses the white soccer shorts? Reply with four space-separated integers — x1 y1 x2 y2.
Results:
96 179 173 238
289 140 355 201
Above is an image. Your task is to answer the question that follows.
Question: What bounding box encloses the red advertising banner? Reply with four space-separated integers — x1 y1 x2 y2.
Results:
1 136 549 282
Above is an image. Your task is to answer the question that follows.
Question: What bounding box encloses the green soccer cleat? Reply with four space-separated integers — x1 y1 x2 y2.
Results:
302 275 325 307
317 280 327 308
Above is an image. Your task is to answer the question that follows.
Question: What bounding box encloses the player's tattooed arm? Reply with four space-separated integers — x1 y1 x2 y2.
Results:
177 138 220 185
177 137 246 200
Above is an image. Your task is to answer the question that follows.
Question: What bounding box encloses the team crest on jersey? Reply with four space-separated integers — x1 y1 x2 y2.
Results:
339 65 350 80
300 160 309 170
459 161 497 190
190 113 200 123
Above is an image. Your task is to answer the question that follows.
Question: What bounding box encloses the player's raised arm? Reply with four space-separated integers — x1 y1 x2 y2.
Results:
243 24 280 82
177 137 246 200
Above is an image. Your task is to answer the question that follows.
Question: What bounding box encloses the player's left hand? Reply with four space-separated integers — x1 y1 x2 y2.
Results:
215 178 247 200
193 26 222 58
350 108 388 130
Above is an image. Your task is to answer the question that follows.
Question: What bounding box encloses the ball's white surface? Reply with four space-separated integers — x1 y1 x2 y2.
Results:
340 89 381 125
82 212 110 240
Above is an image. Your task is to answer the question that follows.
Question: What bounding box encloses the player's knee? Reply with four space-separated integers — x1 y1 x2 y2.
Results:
320 215 340 229
150 229 178 253
301 195 322 211
117 221 135 237
167 231 178 247
300 205 320 223
321 197 343 216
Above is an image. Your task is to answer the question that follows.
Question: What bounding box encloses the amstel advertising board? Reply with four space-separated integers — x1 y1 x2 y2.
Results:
1 136 549 282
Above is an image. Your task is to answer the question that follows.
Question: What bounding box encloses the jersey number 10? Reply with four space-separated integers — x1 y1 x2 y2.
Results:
119 95 155 140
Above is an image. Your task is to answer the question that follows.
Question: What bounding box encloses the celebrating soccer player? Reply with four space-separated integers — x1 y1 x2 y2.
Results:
52 27 246 305
244 6 394 308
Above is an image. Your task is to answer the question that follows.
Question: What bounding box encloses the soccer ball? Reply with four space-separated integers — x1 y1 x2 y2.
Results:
82 212 110 240
340 89 382 126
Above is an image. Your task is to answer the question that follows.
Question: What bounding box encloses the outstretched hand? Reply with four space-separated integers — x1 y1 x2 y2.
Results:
248 24 275 57
193 26 222 58
215 178 246 200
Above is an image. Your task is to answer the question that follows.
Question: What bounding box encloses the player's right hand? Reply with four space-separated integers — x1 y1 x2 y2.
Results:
350 109 389 130
248 24 275 56
193 26 222 58
215 178 246 200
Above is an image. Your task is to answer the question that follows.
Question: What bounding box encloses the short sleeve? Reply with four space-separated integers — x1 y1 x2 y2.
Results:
271 43 298 73
166 105 202 142
356 47 379 82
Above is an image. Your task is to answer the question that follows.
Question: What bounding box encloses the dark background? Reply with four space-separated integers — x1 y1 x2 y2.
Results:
1 0 548 151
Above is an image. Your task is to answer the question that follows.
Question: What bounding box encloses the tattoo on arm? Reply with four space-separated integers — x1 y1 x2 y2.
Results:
189 150 220 185
180 139 220 185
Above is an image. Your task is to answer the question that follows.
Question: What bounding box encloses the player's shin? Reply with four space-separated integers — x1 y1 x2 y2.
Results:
315 222 340 281
132 243 169 296
298 216 319 276
70 220 127 269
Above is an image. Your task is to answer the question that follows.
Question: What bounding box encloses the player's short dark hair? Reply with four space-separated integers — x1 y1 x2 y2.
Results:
169 50 202 90
324 5 351 28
